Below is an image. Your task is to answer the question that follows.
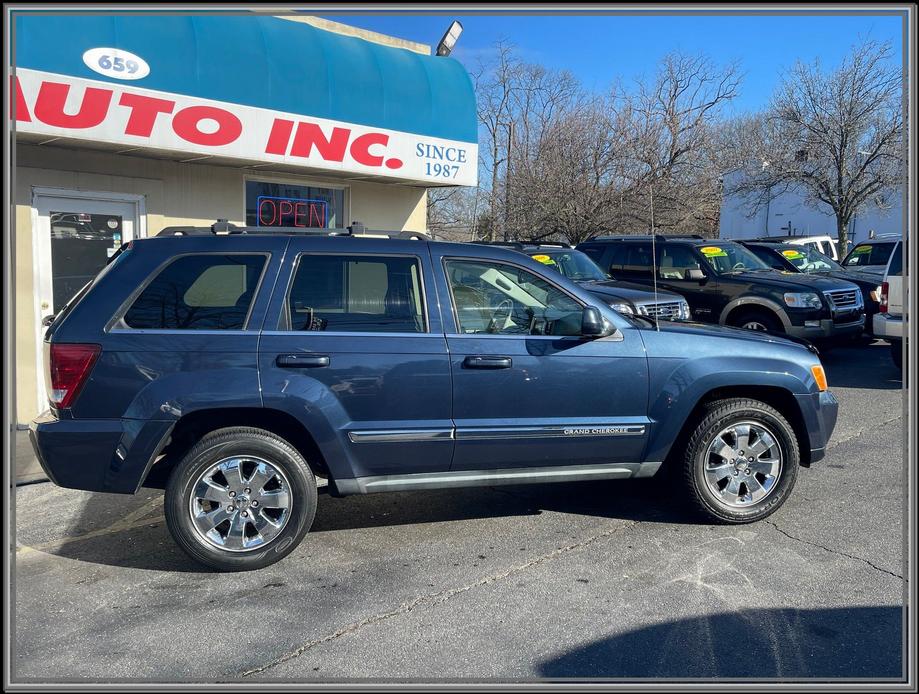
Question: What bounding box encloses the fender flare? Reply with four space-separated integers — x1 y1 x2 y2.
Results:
719 297 791 330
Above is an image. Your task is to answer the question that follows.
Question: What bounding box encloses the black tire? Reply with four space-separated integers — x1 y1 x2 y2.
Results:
728 308 784 334
681 398 799 524
165 427 317 571
891 341 902 370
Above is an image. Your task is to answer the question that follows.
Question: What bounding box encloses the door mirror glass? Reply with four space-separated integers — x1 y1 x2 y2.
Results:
581 306 606 336
684 268 706 281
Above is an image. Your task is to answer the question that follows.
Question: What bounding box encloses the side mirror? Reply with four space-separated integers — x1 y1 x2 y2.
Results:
581 306 606 336
684 268 706 282
41 314 56 328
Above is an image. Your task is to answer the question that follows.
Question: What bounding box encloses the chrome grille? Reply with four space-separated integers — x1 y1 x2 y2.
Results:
639 301 684 320
825 289 860 309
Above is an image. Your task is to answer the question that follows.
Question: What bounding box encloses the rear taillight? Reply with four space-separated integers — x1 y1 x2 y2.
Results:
45 343 101 409
880 282 889 313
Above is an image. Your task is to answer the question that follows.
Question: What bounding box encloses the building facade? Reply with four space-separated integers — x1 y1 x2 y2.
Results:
719 170 904 245
12 13 478 423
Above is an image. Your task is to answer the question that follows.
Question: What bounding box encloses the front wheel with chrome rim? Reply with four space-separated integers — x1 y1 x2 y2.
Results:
165 427 317 571
682 398 799 523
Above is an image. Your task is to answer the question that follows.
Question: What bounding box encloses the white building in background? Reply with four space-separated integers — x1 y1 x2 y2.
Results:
719 170 904 244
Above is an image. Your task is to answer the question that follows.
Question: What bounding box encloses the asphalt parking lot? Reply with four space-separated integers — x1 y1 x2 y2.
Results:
12 339 906 682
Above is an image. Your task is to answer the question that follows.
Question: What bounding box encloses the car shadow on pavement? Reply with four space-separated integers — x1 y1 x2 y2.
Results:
820 340 902 390
537 605 903 679
36 477 689 571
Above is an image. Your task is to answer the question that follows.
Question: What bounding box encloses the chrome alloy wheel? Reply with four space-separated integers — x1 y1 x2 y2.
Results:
703 421 783 508
188 456 293 552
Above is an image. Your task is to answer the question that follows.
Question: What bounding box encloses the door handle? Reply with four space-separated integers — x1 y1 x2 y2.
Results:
276 354 330 368
463 355 512 369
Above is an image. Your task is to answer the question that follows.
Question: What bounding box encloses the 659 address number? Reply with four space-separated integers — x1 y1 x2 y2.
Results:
83 47 150 81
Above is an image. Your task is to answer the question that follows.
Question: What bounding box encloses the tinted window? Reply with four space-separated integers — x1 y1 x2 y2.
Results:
125 255 265 330
748 246 784 268
285 255 425 333
609 243 654 279
445 259 583 336
578 245 605 263
887 242 903 276
843 242 895 268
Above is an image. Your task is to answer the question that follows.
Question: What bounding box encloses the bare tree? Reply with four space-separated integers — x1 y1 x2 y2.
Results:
729 40 903 254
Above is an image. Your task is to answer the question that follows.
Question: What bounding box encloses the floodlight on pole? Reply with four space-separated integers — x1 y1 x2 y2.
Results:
436 20 463 57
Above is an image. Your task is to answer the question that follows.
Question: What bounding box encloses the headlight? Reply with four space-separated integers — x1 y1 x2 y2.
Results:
783 292 822 309
609 302 634 315
677 301 691 320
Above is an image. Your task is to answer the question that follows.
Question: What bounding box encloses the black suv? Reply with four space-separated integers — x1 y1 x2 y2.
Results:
31 223 838 571
473 242 690 321
740 240 883 335
577 236 865 340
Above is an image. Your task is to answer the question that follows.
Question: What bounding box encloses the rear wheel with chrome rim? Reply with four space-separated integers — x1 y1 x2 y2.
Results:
682 398 799 523
165 427 316 571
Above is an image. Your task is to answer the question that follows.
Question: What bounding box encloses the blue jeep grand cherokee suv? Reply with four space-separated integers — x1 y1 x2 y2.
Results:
31 223 838 571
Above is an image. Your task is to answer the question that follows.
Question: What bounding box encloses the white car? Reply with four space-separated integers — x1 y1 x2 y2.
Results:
871 239 905 369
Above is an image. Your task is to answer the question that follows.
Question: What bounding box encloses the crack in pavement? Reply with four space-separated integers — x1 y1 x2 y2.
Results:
765 520 904 580
825 414 903 451
238 518 640 677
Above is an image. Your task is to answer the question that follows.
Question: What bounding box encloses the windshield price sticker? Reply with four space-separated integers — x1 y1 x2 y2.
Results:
531 254 556 265
782 250 804 259
853 246 871 254
701 246 728 257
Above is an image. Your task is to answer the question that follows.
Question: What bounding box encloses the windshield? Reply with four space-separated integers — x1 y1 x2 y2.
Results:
843 242 896 268
696 243 771 274
779 246 841 273
529 250 609 281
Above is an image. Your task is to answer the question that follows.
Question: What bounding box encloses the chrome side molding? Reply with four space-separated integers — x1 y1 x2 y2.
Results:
334 461 663 495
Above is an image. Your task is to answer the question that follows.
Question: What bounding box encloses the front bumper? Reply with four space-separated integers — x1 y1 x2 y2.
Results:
872 313 903 341
787 315 864 339
793 390 839 465
29 411 173 494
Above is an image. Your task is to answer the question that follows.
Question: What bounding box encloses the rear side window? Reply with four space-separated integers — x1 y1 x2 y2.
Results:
843 242 895 268
124 254 266 330
609 243 654 279
284 254 425 333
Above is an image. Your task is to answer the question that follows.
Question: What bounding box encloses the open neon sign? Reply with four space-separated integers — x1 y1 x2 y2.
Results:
256 195 328 228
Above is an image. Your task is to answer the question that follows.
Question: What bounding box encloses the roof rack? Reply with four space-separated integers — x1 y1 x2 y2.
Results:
156 219 430 240
469 240 573 251
591 234 702 242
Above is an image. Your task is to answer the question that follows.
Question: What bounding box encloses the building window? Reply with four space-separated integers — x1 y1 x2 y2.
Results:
245 180 345 229
284 254 425 333
124 254 266 330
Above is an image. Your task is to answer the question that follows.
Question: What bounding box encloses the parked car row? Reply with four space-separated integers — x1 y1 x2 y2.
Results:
479 234 902 370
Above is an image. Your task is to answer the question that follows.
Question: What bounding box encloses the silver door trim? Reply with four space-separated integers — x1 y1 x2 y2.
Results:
334 461 662 495
455 424 646 440
348 429 455 443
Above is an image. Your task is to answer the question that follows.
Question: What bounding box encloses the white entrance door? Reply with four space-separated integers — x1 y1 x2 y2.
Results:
32 189 145 412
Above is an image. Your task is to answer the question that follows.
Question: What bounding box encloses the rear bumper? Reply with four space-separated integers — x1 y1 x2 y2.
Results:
29 411 173 494
872 313 903 341
794 391 839 465
787 316 864 340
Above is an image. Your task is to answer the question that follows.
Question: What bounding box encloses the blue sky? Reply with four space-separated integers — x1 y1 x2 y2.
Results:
322 12 905 115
